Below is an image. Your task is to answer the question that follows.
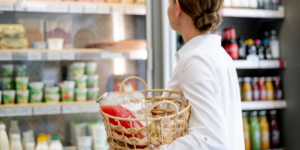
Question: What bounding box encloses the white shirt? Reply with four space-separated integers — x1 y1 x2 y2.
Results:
160 34 244 150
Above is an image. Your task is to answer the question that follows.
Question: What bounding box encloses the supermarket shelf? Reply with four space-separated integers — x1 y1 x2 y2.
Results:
241 100 287 111
0 1 146 15
234 60 286 69
0 49 148 61
220 6 285 18
0 101 100 117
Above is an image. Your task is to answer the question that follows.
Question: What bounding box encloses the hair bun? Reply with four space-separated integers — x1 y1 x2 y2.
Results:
195 12 222 32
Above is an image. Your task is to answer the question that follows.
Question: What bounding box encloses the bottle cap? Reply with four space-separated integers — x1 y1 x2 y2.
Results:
262 39 269 45
38 133 46 137
266 77 273 81
238 78 243 82
11 134 21 140
37 136 47 142
247 39 254 45
270 110 277 115
251 111 257 116
52 136 60 141
0 124 5 129
244 77 251 82
271 30 277 35
259 111 267 116
46 134 52 139
254 39 261 45
242 112 248 117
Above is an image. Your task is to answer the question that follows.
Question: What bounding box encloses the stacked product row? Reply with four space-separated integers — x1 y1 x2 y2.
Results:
239 76 282 101
224 0 280 10
243 110 281 150
0 62 99 105
222 26 280 60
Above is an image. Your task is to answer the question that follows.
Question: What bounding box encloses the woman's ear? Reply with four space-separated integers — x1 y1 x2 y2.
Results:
176 0 182 17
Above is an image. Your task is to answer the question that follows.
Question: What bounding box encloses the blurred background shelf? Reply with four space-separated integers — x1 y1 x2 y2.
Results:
0 0 146 15
220 6 285 18
0 49 148 61
241 100 287 111
234 60 286 69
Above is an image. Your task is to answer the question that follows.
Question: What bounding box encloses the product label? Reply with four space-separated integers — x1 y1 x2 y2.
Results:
227 43 239 59
62 52 75 60
267 90 274 100
47 106 61 115
28 52 42 61
47 52 61 61
253 90 260 100
262 131 270 142
0 52 12 60
69 5 83 13
243 91 252 101
84 5 98 14
0 2 14 11
33 107 48 115
244 131 249 139
30 90 43 103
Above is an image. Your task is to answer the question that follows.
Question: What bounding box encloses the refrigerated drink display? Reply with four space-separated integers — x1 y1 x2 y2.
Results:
259 111 270 149
265 77 275 101
251 77 260 101
242 77 252 101
242 112 251 150
249 111 261 150
270 110 281 148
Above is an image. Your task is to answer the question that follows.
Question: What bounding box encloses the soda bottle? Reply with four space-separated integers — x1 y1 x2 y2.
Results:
274 77 283 100
242 112 251 150
227 26 239 59
249 111 261 150
243 77 252 101
265 77 274 101
252 77 260 101
259 77 267 101
270 110 280 148
259 111 270 149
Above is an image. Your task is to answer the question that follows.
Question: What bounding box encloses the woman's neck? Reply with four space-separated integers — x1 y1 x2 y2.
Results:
181 29 209 43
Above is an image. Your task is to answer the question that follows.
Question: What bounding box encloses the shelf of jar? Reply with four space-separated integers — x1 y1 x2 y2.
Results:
0 48 148 61
233 60 286 69
220 6 285 18
0 101 100 117
241 100 287 111
0 0 146 15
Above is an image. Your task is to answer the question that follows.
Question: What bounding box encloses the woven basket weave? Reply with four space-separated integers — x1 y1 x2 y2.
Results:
100 76 191 150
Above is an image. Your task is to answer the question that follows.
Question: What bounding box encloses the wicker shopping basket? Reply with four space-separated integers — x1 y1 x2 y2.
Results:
100 76 192 150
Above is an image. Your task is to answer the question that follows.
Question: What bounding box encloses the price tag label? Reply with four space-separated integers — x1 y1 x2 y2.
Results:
62 105 75 114
98 6 111 14
15 3 25 11
1 108 15 117
28 52 42 61
84 5 98 14
47 52 61 61
0 52 12 61
47 106 61 115
15 107 32 116
129 50 147 60
112 6 124 13
46 4 68 13
125 7 146 15
101 52 122 59
33 107 48 115
0 2 14 11
69 5 83 13
73 105 86 113
86 104 99 113
62 52 75 60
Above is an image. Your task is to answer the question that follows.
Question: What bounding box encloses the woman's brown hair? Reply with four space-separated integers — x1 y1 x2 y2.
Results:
175 0 224 32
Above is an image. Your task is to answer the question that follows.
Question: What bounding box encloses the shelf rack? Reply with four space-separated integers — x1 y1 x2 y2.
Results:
220 6 285 18
241 100 287 111
234 60 286 69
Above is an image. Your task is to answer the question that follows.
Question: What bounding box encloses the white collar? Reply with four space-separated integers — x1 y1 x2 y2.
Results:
175 34 221 62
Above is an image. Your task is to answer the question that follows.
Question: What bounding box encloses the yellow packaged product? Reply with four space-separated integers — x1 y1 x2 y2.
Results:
0 38 28 49
0 24 25 38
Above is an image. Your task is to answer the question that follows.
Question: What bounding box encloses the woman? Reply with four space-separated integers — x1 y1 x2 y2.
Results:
158 0 244 149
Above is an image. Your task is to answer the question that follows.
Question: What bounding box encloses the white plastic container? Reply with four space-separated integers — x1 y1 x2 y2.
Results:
270 30 280 59
0 124 10 150
10 134 23 150
47 38 64 50
49 136 63 150
35 137 49 150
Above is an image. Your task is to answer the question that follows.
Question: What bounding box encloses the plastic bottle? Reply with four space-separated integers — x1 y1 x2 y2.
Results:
238 36 247 59
49 136 63 150
259 77 267 101
242 112 251 150
259 111 270 149
10 134 23 150
252 77 260 101
274 77 283 100
262 32 272 60
227 26 239 59
270 30 280 59
243 77 252 101
23 130 35 150
0 124 10 150
258 0 265 9
263 0 271 9
249 111 261 150
9 120 20 138
270 110 280 148
265 77 274 100
255 39 265 60
35 137 49 150
250 0 258 8
271 0 279 10
246 39 257 56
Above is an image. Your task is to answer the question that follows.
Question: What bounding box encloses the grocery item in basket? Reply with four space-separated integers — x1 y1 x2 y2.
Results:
3 90 15 104
16 77 29 90
87 88 99 101
0 38 28 49
0 24 25 38
86 62 97 75
2 64 14 77
29 82 44 103
15 65 27 77
17 90 29 104
73 62 86 77
45 87 60 103
87 75 99 88
75 75 87 89
2 77 14 90
60 81 75 102
76 88 87 102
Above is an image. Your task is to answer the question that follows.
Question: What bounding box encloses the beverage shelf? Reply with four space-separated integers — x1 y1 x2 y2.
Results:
234 60 286 69
0 0 146 15
0 101 100 117
0 49 148 61
241 100 287 111
220 6 285 18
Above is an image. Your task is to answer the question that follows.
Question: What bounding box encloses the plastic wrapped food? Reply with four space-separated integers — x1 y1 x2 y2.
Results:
0 24 25 38
0 38 28 49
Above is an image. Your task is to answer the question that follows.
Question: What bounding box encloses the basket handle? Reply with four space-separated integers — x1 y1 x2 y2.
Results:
119 76 148 94
145 100 179 120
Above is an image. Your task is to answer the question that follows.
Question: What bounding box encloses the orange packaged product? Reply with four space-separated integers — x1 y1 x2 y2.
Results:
265 77 274 100
242 77 252 101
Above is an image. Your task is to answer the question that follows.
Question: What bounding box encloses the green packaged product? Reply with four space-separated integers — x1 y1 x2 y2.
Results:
15 65 27 77
29 82 44 103
60 81 75 102
17 90 29 104
76 88 87 102
2 77 14 90
87 88 99 101
0 38 28 49
73 62 86 77
3 90 15 104
0 24 25 38
2 64 14 77
87 75 99 88
86 62 97 75
75 75 87 89
16 77 29 90
45 87 60 103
